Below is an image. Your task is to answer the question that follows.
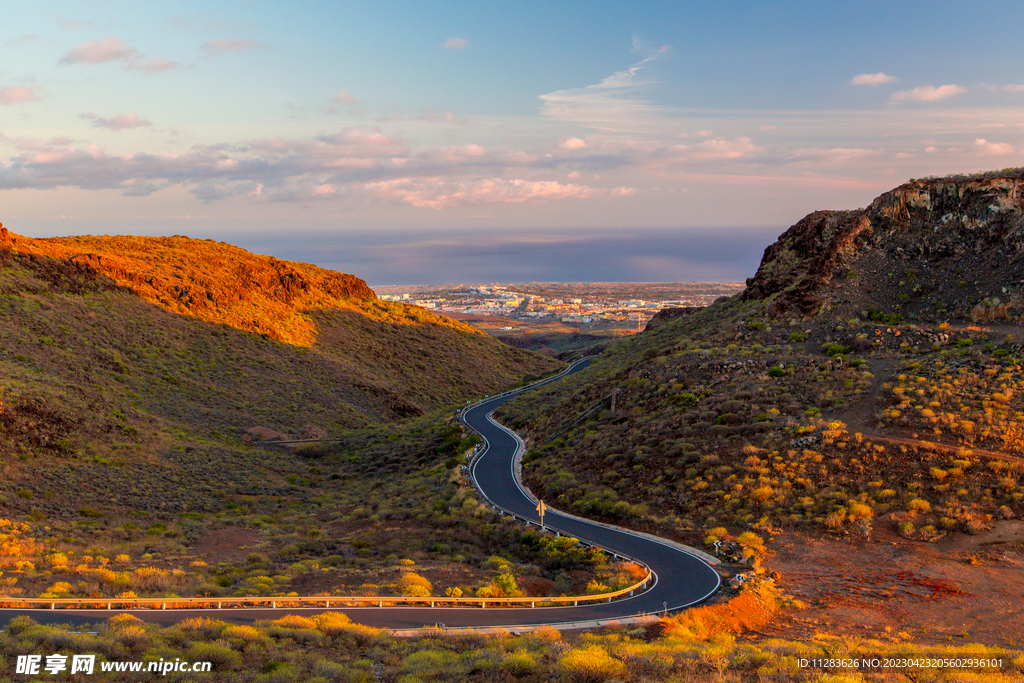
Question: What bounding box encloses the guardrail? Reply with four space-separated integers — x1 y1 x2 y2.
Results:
0 569 650 611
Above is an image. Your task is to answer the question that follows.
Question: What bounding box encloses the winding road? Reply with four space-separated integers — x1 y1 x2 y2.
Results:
8 358 720 630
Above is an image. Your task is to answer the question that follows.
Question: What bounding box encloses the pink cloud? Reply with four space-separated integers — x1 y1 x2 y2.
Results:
361 177 633 209
851 72 897 85
974 138 1014 155
0 85 40 105
429 144 488 163
559 137 588 150
442 37 469 49
200 39 268 58
789 147 881 162
59 36 140 67
890 84 966 102
667 137 764 161
80 111 153 131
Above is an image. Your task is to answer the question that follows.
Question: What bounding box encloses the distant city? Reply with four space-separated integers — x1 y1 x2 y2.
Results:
373 282 745 331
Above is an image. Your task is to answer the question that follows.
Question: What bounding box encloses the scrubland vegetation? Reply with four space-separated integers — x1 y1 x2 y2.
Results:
0 237 561 604
2 580 1020 682
501 296 1024 551
5 172 1024 677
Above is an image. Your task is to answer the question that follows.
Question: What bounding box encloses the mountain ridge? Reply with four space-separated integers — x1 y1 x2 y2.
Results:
744 168 1024 323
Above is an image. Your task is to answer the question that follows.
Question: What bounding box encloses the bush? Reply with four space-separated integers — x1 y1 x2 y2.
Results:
908 498 931 513
823 343 852 357
501 650 538 677
186 641 241 670
398 572 433 597
559 645 625 683
768 367 786 378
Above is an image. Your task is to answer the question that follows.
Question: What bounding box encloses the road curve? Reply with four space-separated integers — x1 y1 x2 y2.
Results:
5 359 720 629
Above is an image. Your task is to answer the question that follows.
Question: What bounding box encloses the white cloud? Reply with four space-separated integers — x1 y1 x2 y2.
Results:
55 15 95 31
5 35 41 46
80 111 153 131
140 58 179 75
851 72 897 86
0 85 40 105
890 84 966 102
333 88 357 104
200 39 268 58
539 53 667 130
1003 84 1024 93
442 37 469 49
974 138 1014 154
559 137 588 150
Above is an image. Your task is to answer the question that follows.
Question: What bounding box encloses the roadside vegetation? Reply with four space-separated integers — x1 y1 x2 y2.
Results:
2 579 1019 682
500 296 1024 551
0 237 560 602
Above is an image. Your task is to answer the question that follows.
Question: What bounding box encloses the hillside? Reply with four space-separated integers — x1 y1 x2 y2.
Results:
497 168 1024 646
0 225 564 601
0 225 558 428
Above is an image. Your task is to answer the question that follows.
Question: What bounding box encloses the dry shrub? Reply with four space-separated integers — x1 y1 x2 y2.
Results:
270 614 317 630
398 571 433 597
526 624 562 643
222 624 266 646
175 617 228 640
662 582 779 640
311 611 352 634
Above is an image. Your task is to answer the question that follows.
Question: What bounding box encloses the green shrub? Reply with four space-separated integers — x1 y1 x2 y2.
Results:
559 645 625 683
186 641 241 670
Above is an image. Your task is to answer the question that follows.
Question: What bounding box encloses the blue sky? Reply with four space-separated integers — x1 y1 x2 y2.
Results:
2 2 1024 283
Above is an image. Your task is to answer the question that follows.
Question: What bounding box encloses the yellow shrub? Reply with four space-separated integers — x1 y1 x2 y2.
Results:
312 611 352 634
222 624 265 643
398 572 433 596
271 614 317 630
559 644 625 683
908 498 931 513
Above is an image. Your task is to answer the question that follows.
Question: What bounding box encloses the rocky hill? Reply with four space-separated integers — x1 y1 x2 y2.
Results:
497 167 1024 569
744 169 1024 323
0 224 559 445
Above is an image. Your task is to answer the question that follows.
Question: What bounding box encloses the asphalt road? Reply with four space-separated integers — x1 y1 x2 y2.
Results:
6 358 720 629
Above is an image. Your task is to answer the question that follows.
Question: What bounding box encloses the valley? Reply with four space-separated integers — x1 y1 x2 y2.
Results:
2 169 1024 680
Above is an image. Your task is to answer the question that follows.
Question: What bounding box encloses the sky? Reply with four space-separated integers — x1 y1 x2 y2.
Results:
2 1 1024 284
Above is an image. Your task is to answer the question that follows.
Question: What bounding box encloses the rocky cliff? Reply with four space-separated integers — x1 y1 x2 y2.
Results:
744 168 1024 323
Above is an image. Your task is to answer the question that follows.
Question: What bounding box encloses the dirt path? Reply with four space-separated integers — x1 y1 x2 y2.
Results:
833 357 897 434
857 432 1024 466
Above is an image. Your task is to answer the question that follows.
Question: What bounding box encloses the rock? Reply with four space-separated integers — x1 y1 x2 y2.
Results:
242 426 292 443
644 306 702 331
298 425 327 440
742 170 1024 323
